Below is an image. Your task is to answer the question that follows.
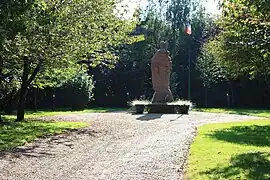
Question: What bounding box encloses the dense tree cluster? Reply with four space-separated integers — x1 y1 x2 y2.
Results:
0 0 141 121
1 0 269 120
199 0 270 107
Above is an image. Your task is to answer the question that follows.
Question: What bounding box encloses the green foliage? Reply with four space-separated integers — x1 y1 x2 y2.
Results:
33 66 79 89
89 0 225 107
207 0 270 78
69 73 94 100
130 99 192 106
0 77 19 100
197 46 228 88
167 99 192 106
0 117 87 151
130 100 151 106
187 120 270 179
1 0 139 84
60 72 94 109
0 0 141 120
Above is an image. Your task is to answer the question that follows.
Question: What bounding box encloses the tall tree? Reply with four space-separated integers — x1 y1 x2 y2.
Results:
202 0 270 106
212 0 270 77
0 0 140 121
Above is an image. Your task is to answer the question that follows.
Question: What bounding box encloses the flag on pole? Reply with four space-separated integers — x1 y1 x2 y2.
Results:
185 24 192 35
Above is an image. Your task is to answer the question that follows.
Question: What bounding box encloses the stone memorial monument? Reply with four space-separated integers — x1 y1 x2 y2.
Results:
151 41 174 103
131 41 190 114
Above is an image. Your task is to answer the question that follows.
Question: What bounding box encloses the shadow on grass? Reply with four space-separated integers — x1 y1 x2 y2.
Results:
202 152 270 180
0 124 97 158
2 108 127 117
226 109 270 118
208 125 270 146
0 118 88 152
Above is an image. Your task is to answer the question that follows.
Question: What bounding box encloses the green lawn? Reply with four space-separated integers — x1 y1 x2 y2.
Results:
195 108 270 118
2 107 125 120
0 108 121 151
187 120 270 180
0 118 87 151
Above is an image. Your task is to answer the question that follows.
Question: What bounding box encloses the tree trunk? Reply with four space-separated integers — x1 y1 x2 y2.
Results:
52 89 56 111
16 60 41 122
16 85 28 121
258 78 263 108
4 93 13 114
204 86 208 107
264 76 270 107
229 81 234 107
16 60 30 122
33 88 37 112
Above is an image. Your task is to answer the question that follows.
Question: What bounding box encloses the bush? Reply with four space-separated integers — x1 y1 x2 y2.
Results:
58 72 94 110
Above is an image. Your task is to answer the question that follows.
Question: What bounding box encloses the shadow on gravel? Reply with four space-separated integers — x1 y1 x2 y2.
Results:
0 129 98 158
136 114 163 121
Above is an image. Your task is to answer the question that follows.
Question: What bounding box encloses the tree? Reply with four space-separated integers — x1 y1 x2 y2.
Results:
0 0 141 121
213 0 270 77
58 71 94 110
200 0 270 106
87 0 270 108
197 45 228 106
88 0 219 106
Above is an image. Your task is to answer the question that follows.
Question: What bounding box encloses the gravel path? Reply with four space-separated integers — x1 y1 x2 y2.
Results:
0 112 260 180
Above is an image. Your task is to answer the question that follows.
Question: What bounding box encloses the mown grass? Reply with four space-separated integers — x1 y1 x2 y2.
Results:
2 107 125 120
0 117 87 151
186 120 270 180
195 108 270 118
0 108 121 151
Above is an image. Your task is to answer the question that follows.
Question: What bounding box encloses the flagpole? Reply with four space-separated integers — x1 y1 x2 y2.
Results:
185 23 192 101
188 39 191 101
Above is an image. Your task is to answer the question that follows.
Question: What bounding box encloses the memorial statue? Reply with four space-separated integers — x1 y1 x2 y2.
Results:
151 41 174 103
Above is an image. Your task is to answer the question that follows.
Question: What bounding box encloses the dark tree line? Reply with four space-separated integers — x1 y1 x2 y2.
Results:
1 0 269 114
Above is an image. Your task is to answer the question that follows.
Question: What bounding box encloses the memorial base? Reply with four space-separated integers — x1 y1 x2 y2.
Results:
134 104 190 114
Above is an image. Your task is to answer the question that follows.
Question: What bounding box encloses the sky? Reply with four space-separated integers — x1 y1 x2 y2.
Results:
203 0 221 14
120 0 221 19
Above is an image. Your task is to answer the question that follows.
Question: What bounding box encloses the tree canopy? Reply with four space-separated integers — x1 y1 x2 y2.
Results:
1 0 269 115
0 0 142 121
205 0 270 78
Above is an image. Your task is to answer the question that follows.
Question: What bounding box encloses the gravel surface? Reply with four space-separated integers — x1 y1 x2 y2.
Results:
0 111 260 180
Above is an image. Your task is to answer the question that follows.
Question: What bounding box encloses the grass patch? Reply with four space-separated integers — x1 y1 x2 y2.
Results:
2 107 125 120
187 120 270 180
0 107 123 150
195 108 270 118
0 107 123 151
0 117 87 151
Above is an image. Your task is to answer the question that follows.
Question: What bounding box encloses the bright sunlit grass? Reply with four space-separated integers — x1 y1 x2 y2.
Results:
0 117 88 151
2 107 124 120
187 120 270 180
0 107 125 151
195 108 270 118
